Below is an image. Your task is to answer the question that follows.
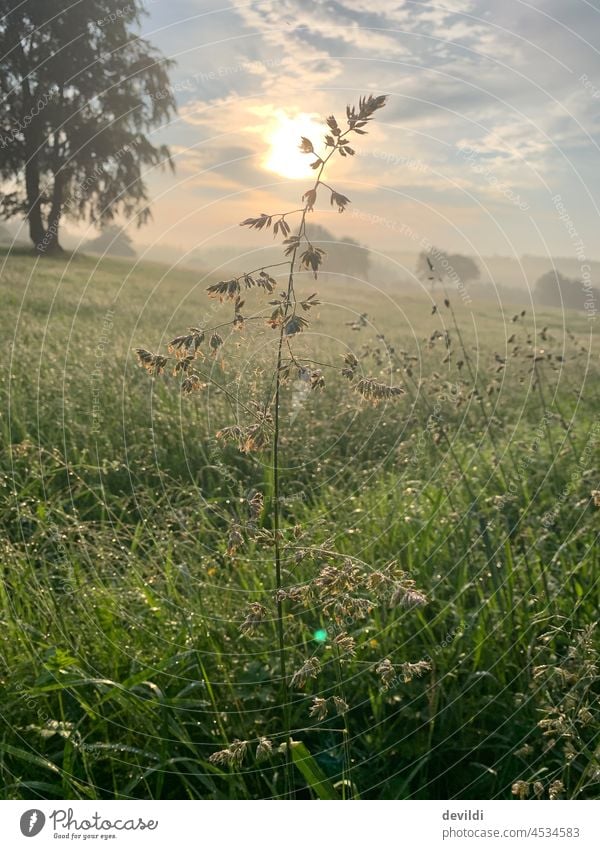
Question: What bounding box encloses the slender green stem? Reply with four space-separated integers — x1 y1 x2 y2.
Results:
332 645 352 798
533 360 560 489
442 290 511 490
272 332 293 797
270 133 347 796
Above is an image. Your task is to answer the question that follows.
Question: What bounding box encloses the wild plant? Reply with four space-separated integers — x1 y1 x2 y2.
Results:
512 622 598 799
135 94 430 797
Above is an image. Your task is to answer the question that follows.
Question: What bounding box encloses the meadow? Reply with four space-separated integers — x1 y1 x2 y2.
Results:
0 245 598 800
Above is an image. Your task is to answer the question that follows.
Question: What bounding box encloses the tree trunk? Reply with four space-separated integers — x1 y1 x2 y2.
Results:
35 171 66 255
23 140 46 251
38 227 64 255
15 30 47 253
40 91 67 256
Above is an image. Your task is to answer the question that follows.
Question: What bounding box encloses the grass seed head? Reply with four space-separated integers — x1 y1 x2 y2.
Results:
255 738 273 762
291 657 321 689
309 697 328 721
376 658 396 689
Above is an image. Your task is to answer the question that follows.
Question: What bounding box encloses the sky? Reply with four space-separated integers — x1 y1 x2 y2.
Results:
130 0 600 263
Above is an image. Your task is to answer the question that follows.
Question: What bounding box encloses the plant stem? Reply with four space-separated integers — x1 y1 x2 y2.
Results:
270 135 345 796
272 331 293 796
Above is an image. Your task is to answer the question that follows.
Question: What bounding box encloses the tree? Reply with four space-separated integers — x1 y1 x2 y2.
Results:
534 269 599 311
0 1 176 254
416 247 479 292
448 253 480 285
83 224 136 258
304 223 370 281
534 270 570 308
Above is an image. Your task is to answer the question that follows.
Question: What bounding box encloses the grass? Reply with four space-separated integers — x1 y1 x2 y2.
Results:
0 246 598 800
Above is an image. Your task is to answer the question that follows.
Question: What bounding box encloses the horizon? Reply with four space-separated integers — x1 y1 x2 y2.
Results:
4 1 600 271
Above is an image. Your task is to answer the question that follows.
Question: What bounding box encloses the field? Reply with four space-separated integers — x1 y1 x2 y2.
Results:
0 246 598 800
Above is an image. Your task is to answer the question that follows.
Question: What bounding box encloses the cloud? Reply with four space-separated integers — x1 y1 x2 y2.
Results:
135 0 600 257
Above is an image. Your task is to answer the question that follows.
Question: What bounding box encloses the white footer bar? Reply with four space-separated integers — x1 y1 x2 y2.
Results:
0 800 598 848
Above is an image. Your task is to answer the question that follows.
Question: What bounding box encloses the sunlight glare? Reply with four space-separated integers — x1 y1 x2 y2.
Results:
264 111 324 180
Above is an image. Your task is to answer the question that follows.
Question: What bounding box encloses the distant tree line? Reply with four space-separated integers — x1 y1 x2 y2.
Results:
534 270 599 312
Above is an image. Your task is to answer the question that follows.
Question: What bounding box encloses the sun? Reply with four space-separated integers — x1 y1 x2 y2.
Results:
263 111 324 180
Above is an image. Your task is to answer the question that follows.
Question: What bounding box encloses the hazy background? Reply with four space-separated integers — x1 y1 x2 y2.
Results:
4 0 600 296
